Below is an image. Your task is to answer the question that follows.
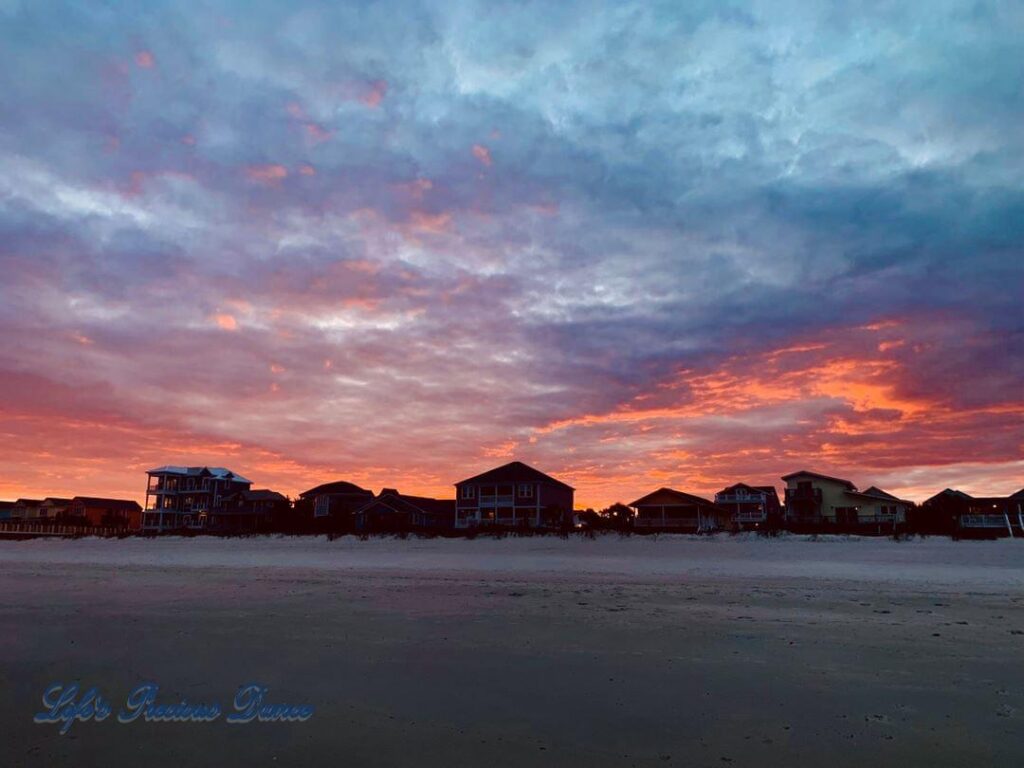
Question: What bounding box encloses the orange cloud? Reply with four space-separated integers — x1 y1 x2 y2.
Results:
212 313 238 331
135 50 155 69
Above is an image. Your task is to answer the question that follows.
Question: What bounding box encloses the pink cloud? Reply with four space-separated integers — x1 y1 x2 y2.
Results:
362 80 388 108
135 50 155 69
299 164 317 176
245 164 289 185
472 144 492 167
304 122 332 144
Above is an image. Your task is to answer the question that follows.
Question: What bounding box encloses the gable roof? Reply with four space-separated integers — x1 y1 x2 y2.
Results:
455 461 574 490
717 483 779 499
147 466 251 483
299 480 373 498
781 470 856 490
41 497 72 505
354 490 455 517
860 486 901 501
71 497 142 511
1010 488 1024 500
230 489 289 503
629 487 724 510
923 488 974 505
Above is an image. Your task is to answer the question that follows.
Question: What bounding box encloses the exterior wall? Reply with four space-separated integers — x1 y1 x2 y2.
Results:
454 480 573 528
69 500 142 529
852 498 907 524
784 474 852 522
634 503 726 531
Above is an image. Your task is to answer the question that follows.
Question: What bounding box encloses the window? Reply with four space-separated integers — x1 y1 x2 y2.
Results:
314 496 330 518
518 484 533 498
461 485 476 499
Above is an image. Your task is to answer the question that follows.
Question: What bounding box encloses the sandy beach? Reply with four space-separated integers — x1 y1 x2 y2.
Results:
1 535 1022 767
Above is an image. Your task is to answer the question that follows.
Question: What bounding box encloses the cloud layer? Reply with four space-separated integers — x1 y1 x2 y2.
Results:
1 0 1021 505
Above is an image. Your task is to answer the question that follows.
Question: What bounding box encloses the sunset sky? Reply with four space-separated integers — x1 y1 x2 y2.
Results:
1 1 1021 508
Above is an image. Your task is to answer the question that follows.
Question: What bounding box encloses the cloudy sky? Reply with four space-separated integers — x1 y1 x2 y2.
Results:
1 0 1021 506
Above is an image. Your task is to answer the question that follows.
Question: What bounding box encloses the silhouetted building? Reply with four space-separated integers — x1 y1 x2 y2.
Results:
454 461 574 528
144 466 251 532
298 480 374 528
924 489 1024 537
714 483 782 530
0 500 14 520
629 488 729 532
215 489 291 532
782 470 908 532
67 497 143 529
39 497 72 520
353 489 455 531
11 499 43 520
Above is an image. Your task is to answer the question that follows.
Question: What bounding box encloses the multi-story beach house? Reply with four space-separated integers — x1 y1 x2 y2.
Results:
143 466 251 532
713 483 782 530
629 488 730 532
454 461 574 528
782 470 909 532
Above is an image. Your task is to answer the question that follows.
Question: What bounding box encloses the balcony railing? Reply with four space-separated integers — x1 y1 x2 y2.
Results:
734 511 767 523
960 514 1009 529
786 487 823 502
635 518 700 529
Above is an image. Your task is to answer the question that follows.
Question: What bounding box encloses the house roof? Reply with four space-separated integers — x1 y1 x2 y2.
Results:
15 498 43 505
717 483 779 499
455 461 574 490
781 470 856 490
923 488 974 505
628 487 725 510
1010 488 1024 500
299 480 373 498
845 488 911 505
0 501 15 509
41 497 72 505
232 489 288 502
355 491 455 517
71 497 142 511
147 466 251 483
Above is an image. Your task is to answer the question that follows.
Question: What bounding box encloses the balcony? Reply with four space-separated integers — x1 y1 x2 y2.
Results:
478 494 514 507
786 487 822 503
716 493 764 504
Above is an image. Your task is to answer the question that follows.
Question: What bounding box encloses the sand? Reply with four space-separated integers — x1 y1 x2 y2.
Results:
1 534 1022 767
